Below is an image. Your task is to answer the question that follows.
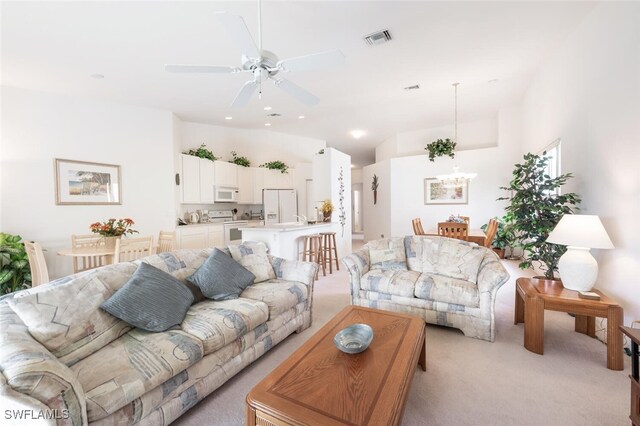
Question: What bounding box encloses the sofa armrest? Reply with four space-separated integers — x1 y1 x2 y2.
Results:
0 304 87 426
477 251 510 295
341 248 370 297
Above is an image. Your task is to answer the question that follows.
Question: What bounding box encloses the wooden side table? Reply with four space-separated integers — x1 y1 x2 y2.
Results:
514 277 623 370
620 326 640 425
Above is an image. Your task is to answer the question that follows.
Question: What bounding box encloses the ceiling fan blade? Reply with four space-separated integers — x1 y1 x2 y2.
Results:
232 80 258 108
277 50 345 73
216 12 261 59
164 64 237 74
273 78 319 106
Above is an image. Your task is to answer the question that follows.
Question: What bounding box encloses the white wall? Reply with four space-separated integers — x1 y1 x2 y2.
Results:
1 86 176 279
180 121 326 166
376 118 498 162
521 2 640 323
365 106 521 241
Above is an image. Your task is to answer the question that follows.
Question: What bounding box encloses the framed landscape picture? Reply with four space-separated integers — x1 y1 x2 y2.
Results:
424 178 468 205
55 159 121 205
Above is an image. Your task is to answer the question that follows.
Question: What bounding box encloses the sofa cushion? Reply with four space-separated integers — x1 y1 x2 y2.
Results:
101 262 194 332
187 248 256 300
414 273 480 308
71 328 203 422
366 237 407 271
360 269 420 298
229 242 276 283
180 298 269 355
7 262 138 366
240 279 308 319
431 239 486 284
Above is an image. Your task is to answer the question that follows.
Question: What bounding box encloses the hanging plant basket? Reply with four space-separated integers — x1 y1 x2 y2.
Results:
425 138 456 162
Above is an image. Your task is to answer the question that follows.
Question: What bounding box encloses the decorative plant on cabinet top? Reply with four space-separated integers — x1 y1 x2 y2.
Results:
260 161 289 174
371 174 379 205
230 151 251 167
499 153 580 279
425 138 456 162
0 233 31 295
183 143 218 161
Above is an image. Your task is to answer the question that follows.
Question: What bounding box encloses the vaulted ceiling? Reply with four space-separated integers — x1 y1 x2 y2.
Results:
1 1 596 166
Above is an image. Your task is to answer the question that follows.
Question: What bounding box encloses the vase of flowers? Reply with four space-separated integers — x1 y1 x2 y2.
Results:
320 200 334 222
90 218 138 248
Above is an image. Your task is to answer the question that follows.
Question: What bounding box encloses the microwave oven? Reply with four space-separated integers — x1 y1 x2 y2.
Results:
214 186 239 203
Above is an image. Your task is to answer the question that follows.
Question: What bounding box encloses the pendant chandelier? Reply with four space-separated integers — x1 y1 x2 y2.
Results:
436 82 477 185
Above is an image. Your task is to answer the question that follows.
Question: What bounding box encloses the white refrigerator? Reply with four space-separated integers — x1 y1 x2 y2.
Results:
263 189 298 224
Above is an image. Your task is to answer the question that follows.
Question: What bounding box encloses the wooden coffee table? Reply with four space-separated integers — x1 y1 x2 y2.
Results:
246 305 426 426
514 277 623 370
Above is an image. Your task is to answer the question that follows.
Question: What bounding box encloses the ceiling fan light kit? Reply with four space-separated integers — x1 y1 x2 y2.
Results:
165 4 345 108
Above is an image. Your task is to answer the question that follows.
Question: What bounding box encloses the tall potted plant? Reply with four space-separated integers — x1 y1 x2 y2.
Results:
0 233 32 295
499 153 580 279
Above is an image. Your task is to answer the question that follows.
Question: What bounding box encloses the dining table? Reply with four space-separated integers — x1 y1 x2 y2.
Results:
425 228 487 245
57 246 116 267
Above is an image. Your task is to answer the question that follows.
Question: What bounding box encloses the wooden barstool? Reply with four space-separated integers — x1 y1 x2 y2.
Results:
302 234 325 280
320 232 340 274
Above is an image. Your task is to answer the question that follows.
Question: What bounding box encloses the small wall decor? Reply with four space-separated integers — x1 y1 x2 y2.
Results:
55 159 121 205
424 177 468 205
338 167 346 237
371 174 379 205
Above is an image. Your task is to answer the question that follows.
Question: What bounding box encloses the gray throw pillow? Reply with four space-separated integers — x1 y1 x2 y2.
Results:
187 248 256 300
101 262 194 332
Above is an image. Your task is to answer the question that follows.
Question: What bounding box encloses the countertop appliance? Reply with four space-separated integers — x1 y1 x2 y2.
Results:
214 186 239 203
263 189 298 225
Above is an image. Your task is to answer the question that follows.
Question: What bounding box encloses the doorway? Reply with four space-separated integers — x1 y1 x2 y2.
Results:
352 183 363 235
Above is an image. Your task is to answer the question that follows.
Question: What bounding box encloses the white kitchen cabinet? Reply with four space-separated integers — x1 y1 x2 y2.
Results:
277 170 294 189
263 169 294 189
199 159 215 203
177 226 207 249
253 168 265 203
237 166 253 204
177 224 224 249
214 161 238 188
181 154 201 203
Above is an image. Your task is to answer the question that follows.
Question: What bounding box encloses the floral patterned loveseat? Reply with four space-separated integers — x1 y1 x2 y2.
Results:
343 236 509 342
0 248 317 425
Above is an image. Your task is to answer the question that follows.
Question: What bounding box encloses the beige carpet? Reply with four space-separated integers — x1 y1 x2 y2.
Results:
176 242 629 425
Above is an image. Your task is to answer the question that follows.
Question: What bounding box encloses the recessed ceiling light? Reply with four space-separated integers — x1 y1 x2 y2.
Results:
265 123 271 127
90 73 104 79
264 106 272 111
298 115 305 119
350 130 366 139
225 116 233 120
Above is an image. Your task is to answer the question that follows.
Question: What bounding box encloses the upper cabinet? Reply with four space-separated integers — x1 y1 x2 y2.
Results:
264 169 293 189
181 154 201 203
237 167 253 204
214 161 238 188
199 160 215 203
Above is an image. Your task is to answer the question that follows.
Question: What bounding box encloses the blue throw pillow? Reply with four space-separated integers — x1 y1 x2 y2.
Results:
101 262 194 332
187 248 256 300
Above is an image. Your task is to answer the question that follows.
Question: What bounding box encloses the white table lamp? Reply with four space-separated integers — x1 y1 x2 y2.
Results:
546 214 614 291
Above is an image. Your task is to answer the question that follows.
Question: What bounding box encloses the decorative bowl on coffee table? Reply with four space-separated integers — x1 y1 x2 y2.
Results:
334 324 374 354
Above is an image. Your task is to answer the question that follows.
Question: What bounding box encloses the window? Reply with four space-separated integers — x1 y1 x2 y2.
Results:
539 139 561 193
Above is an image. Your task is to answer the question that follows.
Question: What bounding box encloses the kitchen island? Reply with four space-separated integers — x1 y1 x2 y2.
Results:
239 222 337 260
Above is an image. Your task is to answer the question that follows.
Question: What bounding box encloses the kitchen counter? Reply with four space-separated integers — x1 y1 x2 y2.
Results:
240 222 339 260
238 222 332 232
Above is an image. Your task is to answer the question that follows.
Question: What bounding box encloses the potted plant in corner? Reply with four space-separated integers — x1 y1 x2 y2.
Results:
0 233 32 295
499 153 581 280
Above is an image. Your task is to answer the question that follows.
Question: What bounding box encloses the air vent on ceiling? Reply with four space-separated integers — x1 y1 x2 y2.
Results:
364 30 392 46
267 113 282 117
404 84 420 91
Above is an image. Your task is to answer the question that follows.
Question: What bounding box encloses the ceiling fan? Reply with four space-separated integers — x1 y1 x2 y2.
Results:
165 4 345 108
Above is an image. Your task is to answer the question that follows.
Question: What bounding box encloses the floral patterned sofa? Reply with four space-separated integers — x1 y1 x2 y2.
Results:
0 248 317 425
343 236 509 342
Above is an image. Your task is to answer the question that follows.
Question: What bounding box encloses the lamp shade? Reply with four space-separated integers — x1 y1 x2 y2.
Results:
546 214 614 249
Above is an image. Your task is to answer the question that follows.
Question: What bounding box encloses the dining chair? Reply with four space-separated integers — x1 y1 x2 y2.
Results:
71 234 110 273
484 219 499 248
460 216 470 226
437 222 469 241
157 231 176 254
412 218 426 236
24 241 49 286
114 236 153 263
